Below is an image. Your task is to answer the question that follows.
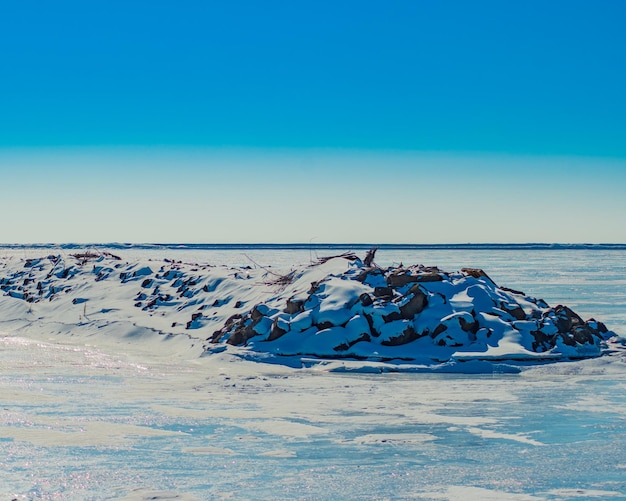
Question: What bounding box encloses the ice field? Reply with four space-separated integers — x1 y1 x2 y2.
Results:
1 246 626 500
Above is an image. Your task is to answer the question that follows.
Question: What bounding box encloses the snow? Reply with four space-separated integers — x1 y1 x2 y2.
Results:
2 329 625 499
0 251 620 371
210 255 617 366
2 248 626 499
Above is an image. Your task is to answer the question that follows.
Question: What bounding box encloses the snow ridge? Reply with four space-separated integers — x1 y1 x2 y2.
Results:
209 256 615 364
0 251 618 369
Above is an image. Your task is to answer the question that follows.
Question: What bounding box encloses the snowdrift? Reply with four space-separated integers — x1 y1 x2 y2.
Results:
0 251 618 369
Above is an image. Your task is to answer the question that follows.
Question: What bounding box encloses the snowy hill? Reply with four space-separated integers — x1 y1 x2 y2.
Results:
0 251 618 370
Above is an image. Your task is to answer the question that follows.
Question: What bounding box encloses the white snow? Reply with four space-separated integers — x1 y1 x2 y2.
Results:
2 246 625 499
0 251 620 372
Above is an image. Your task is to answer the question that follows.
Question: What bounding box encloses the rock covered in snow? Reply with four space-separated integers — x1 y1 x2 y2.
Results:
0 251 275 343
0 251 617 366
208 255 614 363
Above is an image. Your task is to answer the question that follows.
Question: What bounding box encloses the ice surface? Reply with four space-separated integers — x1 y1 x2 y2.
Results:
2 247 626 499
1 333 626 499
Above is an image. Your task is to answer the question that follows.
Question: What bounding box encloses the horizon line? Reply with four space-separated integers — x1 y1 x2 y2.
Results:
2 242 626 249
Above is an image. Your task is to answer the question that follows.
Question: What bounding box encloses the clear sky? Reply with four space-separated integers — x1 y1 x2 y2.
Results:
1 1 625 244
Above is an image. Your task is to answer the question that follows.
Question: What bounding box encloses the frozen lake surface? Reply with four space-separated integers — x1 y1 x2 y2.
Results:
1 246 626 500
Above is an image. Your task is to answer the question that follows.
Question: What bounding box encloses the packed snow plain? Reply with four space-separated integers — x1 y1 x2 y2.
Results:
1 246 626 500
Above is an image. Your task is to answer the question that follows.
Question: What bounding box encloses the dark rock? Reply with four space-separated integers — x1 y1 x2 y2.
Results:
381 324 420 346
186 312 204 330
213 311 261 345
141 278 153 288
308 280 322 294
570 325 596 345
558 332 576 347
250 305 265 322
359 293 373 307
267 318 288 341
374 286 394 299
554 305 584 333
459 315 479 334
285 297 304 314
211 314 243 343
382 311 402 323
363 312 378 336
399 285 428 319
462 268 496 285
334 332 371 352
500 302 526 321
386 271 420 288
414 273 443 283
227 322 256 345
355 268 385 284
317 321 335 330
431 324 447 337
501 286 526 296
531 328 556 352
588 319 609 334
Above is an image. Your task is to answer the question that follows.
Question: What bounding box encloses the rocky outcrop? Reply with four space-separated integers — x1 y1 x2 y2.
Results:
0 251 617 365
208 258 615 362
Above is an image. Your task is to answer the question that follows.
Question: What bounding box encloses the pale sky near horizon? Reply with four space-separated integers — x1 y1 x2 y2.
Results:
1 1 625 244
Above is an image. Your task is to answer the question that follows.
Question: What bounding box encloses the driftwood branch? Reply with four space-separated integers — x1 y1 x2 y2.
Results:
244 254 296 287
364 247 378 267
315 251 359 265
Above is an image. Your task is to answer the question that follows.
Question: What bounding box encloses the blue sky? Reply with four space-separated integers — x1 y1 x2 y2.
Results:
1 1 625 243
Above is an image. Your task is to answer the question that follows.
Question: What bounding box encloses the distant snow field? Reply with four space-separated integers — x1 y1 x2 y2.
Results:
1 247 626 499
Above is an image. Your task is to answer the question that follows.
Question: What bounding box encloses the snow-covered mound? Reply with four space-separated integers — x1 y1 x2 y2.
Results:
209 254 616 363
0 252 275 354
0 251 618 367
